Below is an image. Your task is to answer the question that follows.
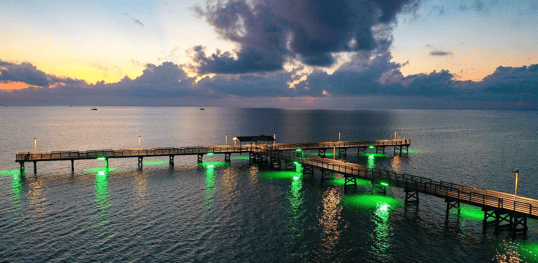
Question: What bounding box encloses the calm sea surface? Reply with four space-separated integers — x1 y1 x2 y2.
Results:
1 107 538 262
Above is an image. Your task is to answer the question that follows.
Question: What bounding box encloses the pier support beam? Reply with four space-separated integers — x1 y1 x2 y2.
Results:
169 155 174 167
404 188 419 206
445 199 460 220
318 148 326 158
303 165 313 177
197 154 203 163
512 214 528 234
320 168 332 181
284 160 295 171
71 159 75 173
483 209 528 235
338 148 347 159
224 153 231 163
373 182 387 194
138 157 143 170
344 175 357 191
358 147 366 155
33 161 37 175
376 146 385 154
19 162 25 174
270 158 281 170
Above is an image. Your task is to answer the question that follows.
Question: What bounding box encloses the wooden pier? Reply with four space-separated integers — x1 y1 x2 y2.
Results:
14 137 536 235
257 146 536 235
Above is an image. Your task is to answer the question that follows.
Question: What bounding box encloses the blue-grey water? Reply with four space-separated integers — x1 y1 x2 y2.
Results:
1 107 538 262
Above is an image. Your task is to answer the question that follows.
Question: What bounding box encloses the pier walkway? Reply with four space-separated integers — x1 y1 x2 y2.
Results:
258 147 536 235
15 137 535 234
15 139 410 173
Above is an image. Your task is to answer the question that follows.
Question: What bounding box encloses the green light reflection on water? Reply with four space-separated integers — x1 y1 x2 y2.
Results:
370 201 393 261
491 239 538 262
84 167 121 174
407 150 422 154
451 204 484 221
259 171 307 181
93 169 115 246
204 164 216 211
341 194 402 211
10 173 23 214
0 169 21 177
342 194 400 261
359 153 391 158
198 162 230 168
284 171 306 256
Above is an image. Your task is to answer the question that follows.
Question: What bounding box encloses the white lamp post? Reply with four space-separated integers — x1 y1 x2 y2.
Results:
512 170 520 196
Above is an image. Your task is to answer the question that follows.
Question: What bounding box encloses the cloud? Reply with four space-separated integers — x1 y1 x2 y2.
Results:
429 50 453 56
0 60 86 87
2 59 538 109
191 0 420 74
124 13 144 27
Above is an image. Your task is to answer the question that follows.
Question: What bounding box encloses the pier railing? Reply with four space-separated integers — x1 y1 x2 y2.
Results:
269 139 410 151
16 145 256 161
259 148 538 218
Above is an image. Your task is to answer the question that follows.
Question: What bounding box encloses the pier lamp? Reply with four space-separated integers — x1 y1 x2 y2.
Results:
34 138 37 152
208 152 214 157
369 145 375 150
296 148 302 157
512 170 520 196
138 135 141 149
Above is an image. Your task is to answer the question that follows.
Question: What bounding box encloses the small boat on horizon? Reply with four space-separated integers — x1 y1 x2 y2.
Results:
91 107 98 110
200 108 205 110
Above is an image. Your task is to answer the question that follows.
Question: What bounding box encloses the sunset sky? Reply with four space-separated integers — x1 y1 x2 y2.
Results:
1 0 537 108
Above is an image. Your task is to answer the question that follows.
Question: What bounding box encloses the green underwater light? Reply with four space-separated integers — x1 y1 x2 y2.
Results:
207 152 214 156
341 194 402 211
452 204 485 221
96 156 106 161
380 182 389 187
198 162 230 167
0 169 21 177
369 145 375 149
83 167 121 174
259 171 302 181
359 153 391 158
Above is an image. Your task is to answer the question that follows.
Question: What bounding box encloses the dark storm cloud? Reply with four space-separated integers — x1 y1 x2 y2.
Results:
2 59 538 108
479 64 538 101
429 50 453 56
0 60 217 105
191 0 420 74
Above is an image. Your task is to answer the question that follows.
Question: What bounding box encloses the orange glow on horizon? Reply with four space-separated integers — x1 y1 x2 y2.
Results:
0 81 34 91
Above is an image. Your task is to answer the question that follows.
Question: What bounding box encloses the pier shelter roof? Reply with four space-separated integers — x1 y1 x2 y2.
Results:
233 135 275 144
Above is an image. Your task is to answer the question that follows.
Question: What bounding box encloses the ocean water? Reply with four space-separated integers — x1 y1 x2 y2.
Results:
1 107 538 262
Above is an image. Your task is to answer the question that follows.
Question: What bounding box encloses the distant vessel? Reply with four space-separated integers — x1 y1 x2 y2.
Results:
200 108 205 110
91 108 98 110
